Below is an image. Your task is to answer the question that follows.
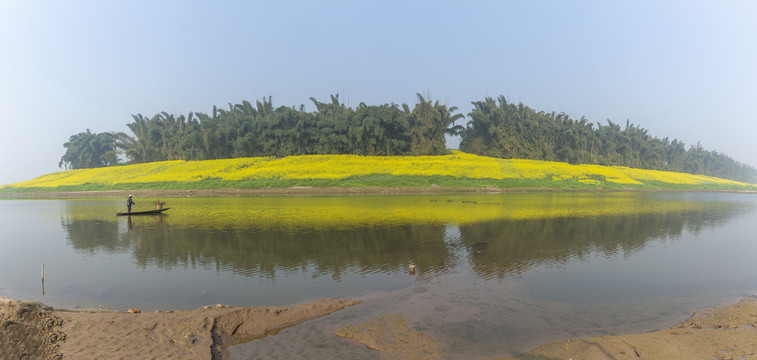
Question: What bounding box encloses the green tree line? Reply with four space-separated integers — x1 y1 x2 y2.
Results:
58 129 127 169
459 96 756 182
59 94 756 183
67 93 460 167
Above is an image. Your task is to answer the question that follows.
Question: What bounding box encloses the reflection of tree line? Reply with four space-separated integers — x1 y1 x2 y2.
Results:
133 225 455 280
62 201 749 280
62 215 166 254
65 217 455 279
61 217 129 254
461 205 746 279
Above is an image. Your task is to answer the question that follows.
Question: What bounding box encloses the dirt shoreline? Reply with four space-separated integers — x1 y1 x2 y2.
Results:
499 296 757 360
334 298 757 359
4 297 757 359
3 186 756 199
1 186 509 199
0 297 359 360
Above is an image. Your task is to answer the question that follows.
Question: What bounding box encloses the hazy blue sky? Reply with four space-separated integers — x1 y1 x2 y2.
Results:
1 0 755 185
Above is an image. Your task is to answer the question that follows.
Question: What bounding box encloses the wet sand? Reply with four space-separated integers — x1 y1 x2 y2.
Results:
0 297 359 360
5 296 757 359
334 298 757 359
499 296 757 360
335 314 443 359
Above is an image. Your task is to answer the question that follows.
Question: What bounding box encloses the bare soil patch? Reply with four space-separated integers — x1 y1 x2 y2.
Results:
335 314 442 359
0 298 64 360
4 297 757 359
333 298 757 359
1 297 358 360
500 297 757 360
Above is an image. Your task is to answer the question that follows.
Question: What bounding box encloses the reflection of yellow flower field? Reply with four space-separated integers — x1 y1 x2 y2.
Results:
6 151 753 189
65 193 709 229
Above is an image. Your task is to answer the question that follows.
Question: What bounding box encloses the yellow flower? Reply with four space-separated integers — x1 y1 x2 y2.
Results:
6 151 753 189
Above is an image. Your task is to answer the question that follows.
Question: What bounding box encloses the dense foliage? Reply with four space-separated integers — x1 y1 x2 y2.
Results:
459 96 756 182
117 94 461 164
59 129 124 169
58 94 755 183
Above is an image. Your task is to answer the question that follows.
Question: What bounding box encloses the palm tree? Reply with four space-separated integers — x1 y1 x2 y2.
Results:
406 93 464 155
125 114 151 163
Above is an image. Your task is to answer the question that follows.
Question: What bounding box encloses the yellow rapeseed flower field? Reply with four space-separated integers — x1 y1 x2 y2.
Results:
5 151 753 189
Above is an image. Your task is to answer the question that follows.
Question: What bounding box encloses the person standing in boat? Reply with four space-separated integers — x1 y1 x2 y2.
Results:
127 195 135 213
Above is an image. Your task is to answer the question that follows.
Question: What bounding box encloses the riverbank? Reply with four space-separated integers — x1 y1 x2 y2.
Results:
0 186 507 199
0 297 360 360
500 296 757 360
329 297 757 359
4 186 757 199
3 296 757 359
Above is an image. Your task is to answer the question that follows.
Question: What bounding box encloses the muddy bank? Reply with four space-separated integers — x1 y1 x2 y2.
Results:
335 314 442 359
499 297 757 360
330 298 757 359
3 187 755 199
0 298 64 360
0 186 511 199
4 297 757 359
0 297 359 360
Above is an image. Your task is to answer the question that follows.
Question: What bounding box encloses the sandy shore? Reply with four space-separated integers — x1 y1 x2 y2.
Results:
0 297 359 360
499 296 757 360
4 297 757 359
334 298 757 359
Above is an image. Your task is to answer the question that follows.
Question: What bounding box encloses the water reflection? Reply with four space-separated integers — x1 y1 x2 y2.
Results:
461 206 743 279
4 193 749 358
130 223 455 280
59 193 753 283
62 218 127 254
61 213 167 255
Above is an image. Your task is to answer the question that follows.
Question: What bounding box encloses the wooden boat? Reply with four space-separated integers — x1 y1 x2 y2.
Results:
116 208 170 216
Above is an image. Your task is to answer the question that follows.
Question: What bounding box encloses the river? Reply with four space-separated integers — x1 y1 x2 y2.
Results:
1 192 756 358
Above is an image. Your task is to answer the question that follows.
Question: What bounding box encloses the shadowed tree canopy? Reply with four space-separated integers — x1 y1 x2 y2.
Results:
109 94 462 163
59 129 127 169
458 96 757 183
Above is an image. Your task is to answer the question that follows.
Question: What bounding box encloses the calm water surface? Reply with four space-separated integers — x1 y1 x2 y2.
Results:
1 192 757 358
